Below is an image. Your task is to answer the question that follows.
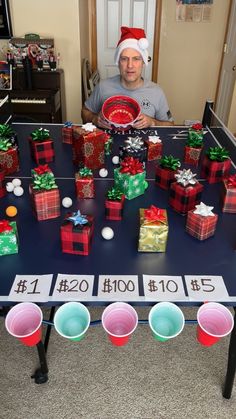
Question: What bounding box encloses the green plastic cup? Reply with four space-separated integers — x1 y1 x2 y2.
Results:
54 302 90 341
149 302 185 342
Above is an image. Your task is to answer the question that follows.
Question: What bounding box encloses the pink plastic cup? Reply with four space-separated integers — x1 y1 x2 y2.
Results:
197 302 234 346
5 302 43 346
102 302 138 346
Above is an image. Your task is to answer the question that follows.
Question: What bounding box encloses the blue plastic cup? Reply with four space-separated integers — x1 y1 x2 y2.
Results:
54 302 90 341
149 302 185 342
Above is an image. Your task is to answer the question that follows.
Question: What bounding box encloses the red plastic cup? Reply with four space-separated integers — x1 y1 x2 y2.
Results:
102 302 138 346
197 302 234 346
5 302 43 347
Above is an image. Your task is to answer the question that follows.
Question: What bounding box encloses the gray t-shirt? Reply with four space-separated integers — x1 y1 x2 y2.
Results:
85 75 173 122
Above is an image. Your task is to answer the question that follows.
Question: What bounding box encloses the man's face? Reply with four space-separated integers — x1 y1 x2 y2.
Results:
118 48 144 85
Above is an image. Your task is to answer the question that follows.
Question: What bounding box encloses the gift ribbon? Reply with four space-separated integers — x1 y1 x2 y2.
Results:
67 210 88 226
119 157 144 175
227 174 236 188
206 147 230 162
159 155 181 171
32 172 57 191
81 122 96 132
124 136 144 151
104 136 113 155
186 136 203 148
191 123 203 131
144 205 166 223
175 169 197 187
0 124 14 138
193 202 215 217
33 164 50 175
0 220 13 233
148 136 162 144
78 167 93 177
107 187 123 201
0 138 13 151
31 128 50 142
64 121 73 128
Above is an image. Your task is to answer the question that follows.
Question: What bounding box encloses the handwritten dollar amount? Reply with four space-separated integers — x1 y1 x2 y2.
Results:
190 278 215 292
147 279 178 293
102 278 135 293
14 279 40 294
56 279 89 293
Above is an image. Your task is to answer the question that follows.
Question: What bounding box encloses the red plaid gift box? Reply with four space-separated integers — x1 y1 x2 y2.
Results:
144 136 162 161
61 211 94 255
29 138 55 164
169 181 203 214
155 166 177 190
221 175 236 213
72 124 109 169
75 173 95 198
0 147 19 175
29 184 60 221
105 194 125 220
200 155 231 184
62 122 73 144
186 203 218 240
184 146 202 166
0 169 6 198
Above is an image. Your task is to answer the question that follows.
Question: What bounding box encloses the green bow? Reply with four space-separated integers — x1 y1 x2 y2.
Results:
78 167 93 177
32 171 58 191
159 155 181 171
206 147 230 162
186 137 203 148
0 138 13 151
107 187 123 201
0 124 14 138
31 128 50 142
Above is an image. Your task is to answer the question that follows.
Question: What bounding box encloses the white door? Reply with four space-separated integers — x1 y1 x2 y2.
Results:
96 0 156 80
215 0 236 125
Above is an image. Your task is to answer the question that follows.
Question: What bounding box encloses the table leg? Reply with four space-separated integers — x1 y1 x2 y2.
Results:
44 306 55 353
31 341 49 384
223 308 236 399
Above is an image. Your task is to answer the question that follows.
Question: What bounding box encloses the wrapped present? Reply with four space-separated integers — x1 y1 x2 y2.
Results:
0 169 6 198
105 187 125 220
169 169 203 214
188 123 204 142
200 147 231 184
186 202 218 240
0 124 18 151
75 167 95 198
0 138 19 175
138 205 168 252
72 123 109 169
0 220 18 256
29 165 60 221
184 133 203 166
114 156 148 200
62 121 73 144
104 135 113 156
144 135 162 161
29 128 55 164
119 136 147 162
61 210 94 255
155 155 181 190
221 175 236 213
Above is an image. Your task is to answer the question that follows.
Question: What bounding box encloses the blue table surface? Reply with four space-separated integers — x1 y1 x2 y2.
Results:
0 124 236 305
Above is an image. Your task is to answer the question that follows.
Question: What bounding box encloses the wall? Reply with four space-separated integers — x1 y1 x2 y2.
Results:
158 0 230 125
0 0 82 123
228 82 236 134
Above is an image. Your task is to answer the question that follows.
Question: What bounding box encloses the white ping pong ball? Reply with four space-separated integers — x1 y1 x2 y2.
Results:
101 227 114 240
62 197 73 208
13 186 24 196
6 182 14 192
112 156 119 164
99 168 108 178
12 178 22 187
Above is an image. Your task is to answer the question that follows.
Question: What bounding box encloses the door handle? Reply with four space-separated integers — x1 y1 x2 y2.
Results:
233 65 236 71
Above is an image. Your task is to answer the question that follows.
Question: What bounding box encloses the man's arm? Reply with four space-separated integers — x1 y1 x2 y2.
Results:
81 105 97 124
133 114 174 129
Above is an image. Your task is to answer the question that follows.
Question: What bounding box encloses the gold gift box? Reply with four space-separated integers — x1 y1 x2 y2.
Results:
138 208 168 252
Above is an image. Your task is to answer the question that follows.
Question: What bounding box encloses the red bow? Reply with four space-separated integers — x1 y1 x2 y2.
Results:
120 157 143 175
0 220 13 233
34 164 50 175
227 174 236 188
192 123 203 131
144 205 166 222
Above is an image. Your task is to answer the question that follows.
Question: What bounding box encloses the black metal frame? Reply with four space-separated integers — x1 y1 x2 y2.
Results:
0 0 12 39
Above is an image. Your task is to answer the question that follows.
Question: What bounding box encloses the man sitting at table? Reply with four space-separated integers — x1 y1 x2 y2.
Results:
81 26 174 129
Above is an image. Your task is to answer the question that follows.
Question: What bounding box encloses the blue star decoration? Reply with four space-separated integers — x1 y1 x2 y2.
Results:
67 210 88 226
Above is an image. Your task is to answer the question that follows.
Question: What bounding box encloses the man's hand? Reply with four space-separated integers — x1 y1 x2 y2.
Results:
95 112 113 129
132 114 155 129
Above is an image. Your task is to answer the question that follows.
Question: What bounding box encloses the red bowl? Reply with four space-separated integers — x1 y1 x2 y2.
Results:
102 95 141 129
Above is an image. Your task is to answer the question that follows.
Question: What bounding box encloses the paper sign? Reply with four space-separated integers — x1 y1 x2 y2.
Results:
185 275 229 301
97 275 139 301
143 275 188 301
8 274 53 302
52 274 94 301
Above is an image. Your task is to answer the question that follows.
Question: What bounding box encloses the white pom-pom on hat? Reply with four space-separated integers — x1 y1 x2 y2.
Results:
138 38 149 50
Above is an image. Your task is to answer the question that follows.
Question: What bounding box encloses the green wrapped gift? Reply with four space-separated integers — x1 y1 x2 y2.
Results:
188 123 203 142
138 206 168 252
0 220 18 256
114 157 148 200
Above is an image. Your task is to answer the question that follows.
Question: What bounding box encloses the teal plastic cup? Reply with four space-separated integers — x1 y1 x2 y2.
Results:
54 302 90 342
148 302 185 342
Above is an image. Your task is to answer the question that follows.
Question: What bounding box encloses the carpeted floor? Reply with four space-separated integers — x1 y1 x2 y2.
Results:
0 307 235 419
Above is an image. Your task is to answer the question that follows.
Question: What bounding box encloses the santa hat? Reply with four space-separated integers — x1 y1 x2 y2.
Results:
114 26 149 66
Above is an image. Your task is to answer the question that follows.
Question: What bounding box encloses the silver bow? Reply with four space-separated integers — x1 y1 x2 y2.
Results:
175 169 197 187
193 202 215 217
148 135 162 144
124 136 144 151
